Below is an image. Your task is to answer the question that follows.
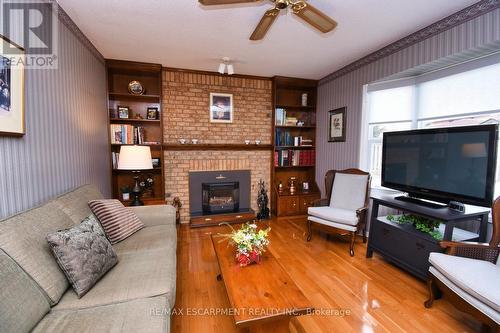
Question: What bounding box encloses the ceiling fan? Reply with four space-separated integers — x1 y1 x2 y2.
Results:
199 0 338 40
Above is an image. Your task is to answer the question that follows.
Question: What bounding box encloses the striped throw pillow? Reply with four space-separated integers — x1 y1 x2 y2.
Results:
88 200 144 244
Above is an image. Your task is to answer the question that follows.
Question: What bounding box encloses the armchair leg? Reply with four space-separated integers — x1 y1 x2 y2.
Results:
307 220 312 242
424 276 442 308
349 232 355 257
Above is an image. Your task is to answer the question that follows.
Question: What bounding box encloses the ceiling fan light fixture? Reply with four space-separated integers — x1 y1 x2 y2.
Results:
275 0 288 10
227 64 234 75
218 63 226 74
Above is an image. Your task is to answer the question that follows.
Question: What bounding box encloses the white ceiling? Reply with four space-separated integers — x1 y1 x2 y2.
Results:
57 0 478 79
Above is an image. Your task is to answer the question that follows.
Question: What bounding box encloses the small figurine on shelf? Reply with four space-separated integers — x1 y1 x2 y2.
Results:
134 113 144 120
257 180 270 220
278 181 284 193
172 197 182 224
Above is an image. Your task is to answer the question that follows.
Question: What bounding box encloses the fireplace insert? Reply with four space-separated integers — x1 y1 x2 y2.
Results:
202 182 239 215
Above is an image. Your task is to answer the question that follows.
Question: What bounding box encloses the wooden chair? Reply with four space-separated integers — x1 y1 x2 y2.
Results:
307 168 371 256
425 197 500 331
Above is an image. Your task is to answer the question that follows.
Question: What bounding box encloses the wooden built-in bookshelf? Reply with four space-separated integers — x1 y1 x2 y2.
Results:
106 59 165 206
272 76 320 217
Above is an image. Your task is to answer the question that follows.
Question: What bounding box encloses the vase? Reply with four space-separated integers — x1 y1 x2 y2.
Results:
236 250 261 267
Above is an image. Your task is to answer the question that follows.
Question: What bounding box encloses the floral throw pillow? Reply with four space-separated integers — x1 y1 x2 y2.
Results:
46 215 118 298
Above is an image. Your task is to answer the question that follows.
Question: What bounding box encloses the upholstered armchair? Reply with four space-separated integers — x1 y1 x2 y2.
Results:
307 169 371 256
425 197 500 331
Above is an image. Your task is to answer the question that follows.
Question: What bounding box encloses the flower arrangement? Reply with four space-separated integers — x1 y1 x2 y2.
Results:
219 222 271 267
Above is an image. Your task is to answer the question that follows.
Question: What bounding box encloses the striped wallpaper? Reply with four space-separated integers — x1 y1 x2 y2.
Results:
0 7 109 219
316 6 500 195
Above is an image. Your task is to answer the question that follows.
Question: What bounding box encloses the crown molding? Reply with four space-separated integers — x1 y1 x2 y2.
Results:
320 0 500 86
54 0 104 64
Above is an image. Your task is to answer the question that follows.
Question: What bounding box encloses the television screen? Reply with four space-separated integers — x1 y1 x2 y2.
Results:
382 125 498 207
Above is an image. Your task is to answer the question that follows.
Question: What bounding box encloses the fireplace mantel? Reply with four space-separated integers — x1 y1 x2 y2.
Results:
163 144 272 151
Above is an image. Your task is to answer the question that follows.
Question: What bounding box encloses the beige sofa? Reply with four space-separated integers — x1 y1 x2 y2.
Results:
0 185 177 333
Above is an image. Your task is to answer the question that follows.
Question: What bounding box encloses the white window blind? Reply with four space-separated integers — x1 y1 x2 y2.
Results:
363 57 500 190
419 62 500 119
368 86 414 123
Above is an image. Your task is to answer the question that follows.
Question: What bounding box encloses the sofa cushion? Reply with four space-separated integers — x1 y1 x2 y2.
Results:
114 225 176 255
54 185 103 224
0 201 74 305
329 173 368 210
54 242 176 311
429 252 500 312
129 205 177 228
33 296 170 333
89 199 144 244
0 250 50 333
308 206 359 226
47 215 118 298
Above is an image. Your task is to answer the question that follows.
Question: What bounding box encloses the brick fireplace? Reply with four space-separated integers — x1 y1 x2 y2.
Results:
162 69 273 223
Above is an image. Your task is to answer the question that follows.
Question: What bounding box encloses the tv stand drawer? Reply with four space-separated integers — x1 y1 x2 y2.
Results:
369 219 442 279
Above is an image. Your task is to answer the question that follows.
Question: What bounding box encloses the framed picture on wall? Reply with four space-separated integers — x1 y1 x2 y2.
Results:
328 107 346 142
209 92 233 123
0 35 25 136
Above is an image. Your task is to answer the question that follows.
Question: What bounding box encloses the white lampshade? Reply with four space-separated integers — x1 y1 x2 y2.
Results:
118 145 153 170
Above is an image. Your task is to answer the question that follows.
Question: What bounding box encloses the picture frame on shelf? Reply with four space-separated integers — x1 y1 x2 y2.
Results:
151 158 160 168
118 106 130 119
302 182 309 191
328 107 346 142
209 92 233 123
147 107 158 120
0 35 25 136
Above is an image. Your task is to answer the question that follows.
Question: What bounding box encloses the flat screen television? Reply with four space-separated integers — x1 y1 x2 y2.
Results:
381 124 498 207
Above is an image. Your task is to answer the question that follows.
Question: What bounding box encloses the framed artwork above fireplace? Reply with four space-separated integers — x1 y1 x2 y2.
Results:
210 93 233 123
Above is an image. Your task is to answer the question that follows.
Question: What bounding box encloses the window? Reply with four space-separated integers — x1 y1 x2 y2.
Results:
364 61 500 194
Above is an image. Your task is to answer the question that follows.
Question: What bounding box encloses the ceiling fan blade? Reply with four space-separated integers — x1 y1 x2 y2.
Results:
199 0 260 5
291 1 337 33
250 8 280 41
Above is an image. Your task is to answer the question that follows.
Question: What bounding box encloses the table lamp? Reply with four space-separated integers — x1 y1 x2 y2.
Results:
118 145 153 206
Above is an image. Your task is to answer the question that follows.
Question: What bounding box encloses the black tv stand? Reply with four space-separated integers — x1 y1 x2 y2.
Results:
395 195 448 209
367 193 490 280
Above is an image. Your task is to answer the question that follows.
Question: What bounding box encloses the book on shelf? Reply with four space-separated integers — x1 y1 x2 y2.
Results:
110 124 146 144
274 149 316 167
111 152 119 169
276 108 285 126
275 131 313 147
276 108 304 127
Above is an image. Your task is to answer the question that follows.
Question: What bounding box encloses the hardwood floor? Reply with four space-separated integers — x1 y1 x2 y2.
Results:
173 216 484 332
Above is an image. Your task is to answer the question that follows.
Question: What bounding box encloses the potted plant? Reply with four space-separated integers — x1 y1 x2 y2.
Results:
219 222 271 267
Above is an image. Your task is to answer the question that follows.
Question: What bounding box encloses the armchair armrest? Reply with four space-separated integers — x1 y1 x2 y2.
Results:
312 198 329 207
439 241 500 264
356 206 369 217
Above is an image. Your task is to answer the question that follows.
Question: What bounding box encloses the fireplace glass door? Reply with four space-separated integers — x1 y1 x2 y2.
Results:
202 182 240 215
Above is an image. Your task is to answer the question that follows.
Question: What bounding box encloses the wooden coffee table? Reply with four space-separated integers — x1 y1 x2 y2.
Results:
211 234 313 329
